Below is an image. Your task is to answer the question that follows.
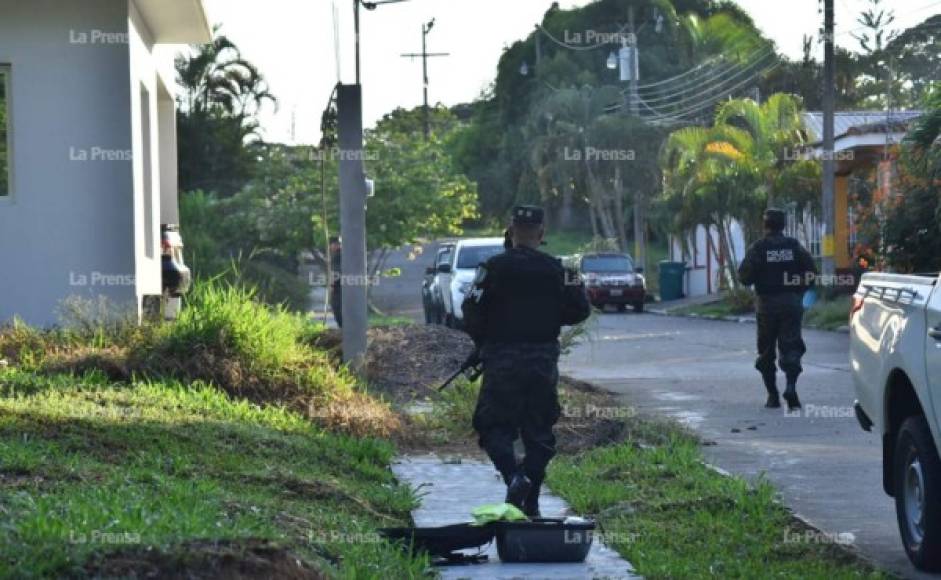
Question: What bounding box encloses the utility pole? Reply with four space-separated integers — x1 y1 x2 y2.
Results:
627 5 645 270
821 0 836 277
626 6 639 116
343 0 408 374
401 19 449 140
337 84 369 374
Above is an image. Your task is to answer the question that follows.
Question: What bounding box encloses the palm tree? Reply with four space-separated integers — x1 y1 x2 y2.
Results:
175 27 277 120
661 94 821 287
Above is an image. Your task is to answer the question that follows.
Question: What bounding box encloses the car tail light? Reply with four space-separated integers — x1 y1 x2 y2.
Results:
849 295 865 321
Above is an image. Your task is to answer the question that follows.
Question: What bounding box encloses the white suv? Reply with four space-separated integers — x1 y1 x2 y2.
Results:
439 237 505 329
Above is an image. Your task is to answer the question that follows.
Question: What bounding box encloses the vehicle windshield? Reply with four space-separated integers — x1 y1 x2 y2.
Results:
583 256 634 273
457 245 503 269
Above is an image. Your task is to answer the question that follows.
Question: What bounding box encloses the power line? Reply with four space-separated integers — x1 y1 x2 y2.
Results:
638 45 773 96
636 47 776 104
636 61 782 123
631 51 777 109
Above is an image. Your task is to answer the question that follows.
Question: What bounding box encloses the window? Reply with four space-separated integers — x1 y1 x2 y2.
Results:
456 245 503 269
582 255 635 273
0 66 10 197
140 85 155 258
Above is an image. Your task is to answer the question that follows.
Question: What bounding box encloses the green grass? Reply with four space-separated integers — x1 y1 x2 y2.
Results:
674 300 745 318
547 424 885 580
0 368 428 579
674 293 852 332
804 295 852 331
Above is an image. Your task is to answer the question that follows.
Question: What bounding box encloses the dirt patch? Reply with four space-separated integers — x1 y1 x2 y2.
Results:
314 325 475 404
82 539 325 580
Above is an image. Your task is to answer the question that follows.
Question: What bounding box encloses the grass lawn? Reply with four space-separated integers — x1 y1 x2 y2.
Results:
547 421 885 580
0 369 426 578
425 376 884 579
0 283 429 578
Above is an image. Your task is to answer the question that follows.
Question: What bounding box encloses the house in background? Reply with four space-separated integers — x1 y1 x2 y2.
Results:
802 110 923 270
666 110 923 300
0 0 210 327
668 222 747 299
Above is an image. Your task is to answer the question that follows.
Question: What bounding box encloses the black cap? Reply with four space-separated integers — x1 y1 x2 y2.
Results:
764 208 787 231
511 205 545 226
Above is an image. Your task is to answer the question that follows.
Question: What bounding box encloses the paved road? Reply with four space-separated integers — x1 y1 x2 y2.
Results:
371 242 440 323
561 312 935 580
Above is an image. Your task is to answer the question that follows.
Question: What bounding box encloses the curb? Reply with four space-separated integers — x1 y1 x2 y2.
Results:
647 307 851 334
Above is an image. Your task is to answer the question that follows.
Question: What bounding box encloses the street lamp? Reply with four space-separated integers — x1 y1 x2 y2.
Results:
354 0 409 85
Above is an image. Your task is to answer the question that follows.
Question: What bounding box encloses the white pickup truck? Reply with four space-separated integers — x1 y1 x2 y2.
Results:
850 272 941 572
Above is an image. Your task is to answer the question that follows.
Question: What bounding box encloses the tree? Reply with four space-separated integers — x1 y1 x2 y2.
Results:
176 28 277 196
856 87 941 273
363 107 479 278
451 0 773 232
661 94 820 287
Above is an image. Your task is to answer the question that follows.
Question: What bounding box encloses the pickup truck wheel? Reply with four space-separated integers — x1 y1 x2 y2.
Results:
894 415 941 571
633 301 645 313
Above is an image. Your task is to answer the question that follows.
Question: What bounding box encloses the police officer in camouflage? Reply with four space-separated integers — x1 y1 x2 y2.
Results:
738 209 818 411
461 206 591 516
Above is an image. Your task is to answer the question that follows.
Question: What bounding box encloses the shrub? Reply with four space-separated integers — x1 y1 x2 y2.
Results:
159 280 305 371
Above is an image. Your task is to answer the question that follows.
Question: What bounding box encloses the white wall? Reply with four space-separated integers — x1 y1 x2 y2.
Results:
0 0 136 326
128 3 163 301
669 221 747 299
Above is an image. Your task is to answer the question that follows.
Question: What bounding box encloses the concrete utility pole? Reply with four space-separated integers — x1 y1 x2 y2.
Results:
626 6 640 116
337 84 369 374
401 19 449 140
821 0 836 277
626 5 645 271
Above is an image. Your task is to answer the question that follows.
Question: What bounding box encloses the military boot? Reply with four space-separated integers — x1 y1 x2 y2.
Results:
783 381 802 411
523 479 542 518
762 372 781 409
505 473 532 510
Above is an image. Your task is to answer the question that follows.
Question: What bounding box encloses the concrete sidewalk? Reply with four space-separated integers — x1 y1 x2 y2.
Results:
392 455 640 579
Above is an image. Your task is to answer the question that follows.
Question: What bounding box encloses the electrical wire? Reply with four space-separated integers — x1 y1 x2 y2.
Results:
631 50 777 110
635 47 776 104
636 45 772 98
637 61 782 123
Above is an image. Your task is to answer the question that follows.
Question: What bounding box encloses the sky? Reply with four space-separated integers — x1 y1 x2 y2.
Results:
199 0 940 145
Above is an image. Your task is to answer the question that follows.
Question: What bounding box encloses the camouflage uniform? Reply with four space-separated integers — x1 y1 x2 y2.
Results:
461 206 590 511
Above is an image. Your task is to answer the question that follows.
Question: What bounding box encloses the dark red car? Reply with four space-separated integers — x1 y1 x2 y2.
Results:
578 253 646 312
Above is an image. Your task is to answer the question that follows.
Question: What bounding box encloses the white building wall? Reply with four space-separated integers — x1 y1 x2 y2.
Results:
128 3 164 301
0 0 136 326
669 221 747 299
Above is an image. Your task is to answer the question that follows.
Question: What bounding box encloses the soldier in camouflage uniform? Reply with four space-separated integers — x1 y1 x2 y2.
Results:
738 209 818 411
461 206 591 516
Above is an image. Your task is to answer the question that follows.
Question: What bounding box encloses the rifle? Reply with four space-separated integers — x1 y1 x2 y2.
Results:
438 349 483 391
